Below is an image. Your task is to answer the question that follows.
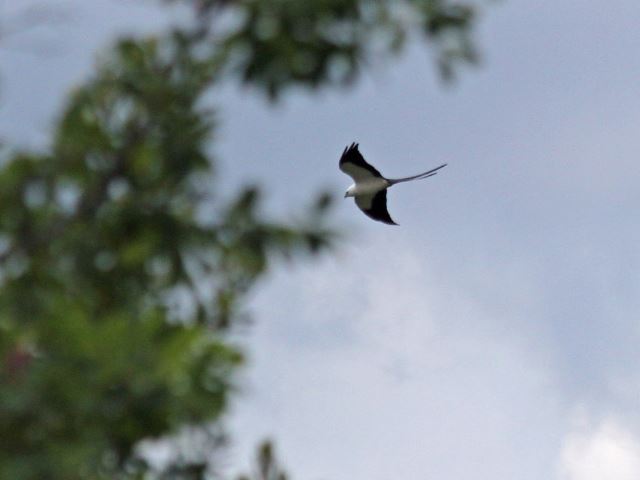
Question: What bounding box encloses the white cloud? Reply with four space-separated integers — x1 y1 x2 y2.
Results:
559 412 640 480
229 233 562 480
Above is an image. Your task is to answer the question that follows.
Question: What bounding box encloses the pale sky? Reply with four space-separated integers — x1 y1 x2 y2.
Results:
2 1 640 479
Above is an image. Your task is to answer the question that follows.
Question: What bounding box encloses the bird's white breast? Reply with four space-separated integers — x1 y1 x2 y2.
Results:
352 178 389 195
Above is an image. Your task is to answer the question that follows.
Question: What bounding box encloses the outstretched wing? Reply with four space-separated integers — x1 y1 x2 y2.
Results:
354 190 397 225
339 143 383 181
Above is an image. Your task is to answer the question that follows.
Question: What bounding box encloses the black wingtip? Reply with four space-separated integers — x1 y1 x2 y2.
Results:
342 142 358 157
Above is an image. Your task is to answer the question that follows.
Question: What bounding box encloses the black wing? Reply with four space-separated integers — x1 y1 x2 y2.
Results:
339 143 384 181
354 189 398 225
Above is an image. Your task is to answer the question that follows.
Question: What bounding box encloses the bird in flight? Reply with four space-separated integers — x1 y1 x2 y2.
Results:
339 143 446 225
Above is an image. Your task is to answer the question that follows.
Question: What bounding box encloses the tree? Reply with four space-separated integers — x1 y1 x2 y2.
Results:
174 0 478 97
0 1 478 478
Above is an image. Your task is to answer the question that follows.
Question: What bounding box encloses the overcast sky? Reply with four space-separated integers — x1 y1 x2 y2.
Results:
2 1 640 479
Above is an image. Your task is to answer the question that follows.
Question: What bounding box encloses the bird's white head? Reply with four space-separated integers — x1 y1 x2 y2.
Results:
344 184 356 198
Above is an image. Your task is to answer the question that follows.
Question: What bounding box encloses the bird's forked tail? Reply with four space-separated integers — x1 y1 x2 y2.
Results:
387 163 447 186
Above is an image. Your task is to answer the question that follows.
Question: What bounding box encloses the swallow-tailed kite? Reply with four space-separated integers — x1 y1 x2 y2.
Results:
340 143 446 225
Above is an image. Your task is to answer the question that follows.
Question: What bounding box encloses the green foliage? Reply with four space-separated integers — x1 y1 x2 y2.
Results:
0 34 331 479
173 0 478 98
1 0 478 478
237 441 288 480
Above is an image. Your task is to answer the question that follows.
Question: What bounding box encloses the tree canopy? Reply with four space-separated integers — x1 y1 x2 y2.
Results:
0 1 479 478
